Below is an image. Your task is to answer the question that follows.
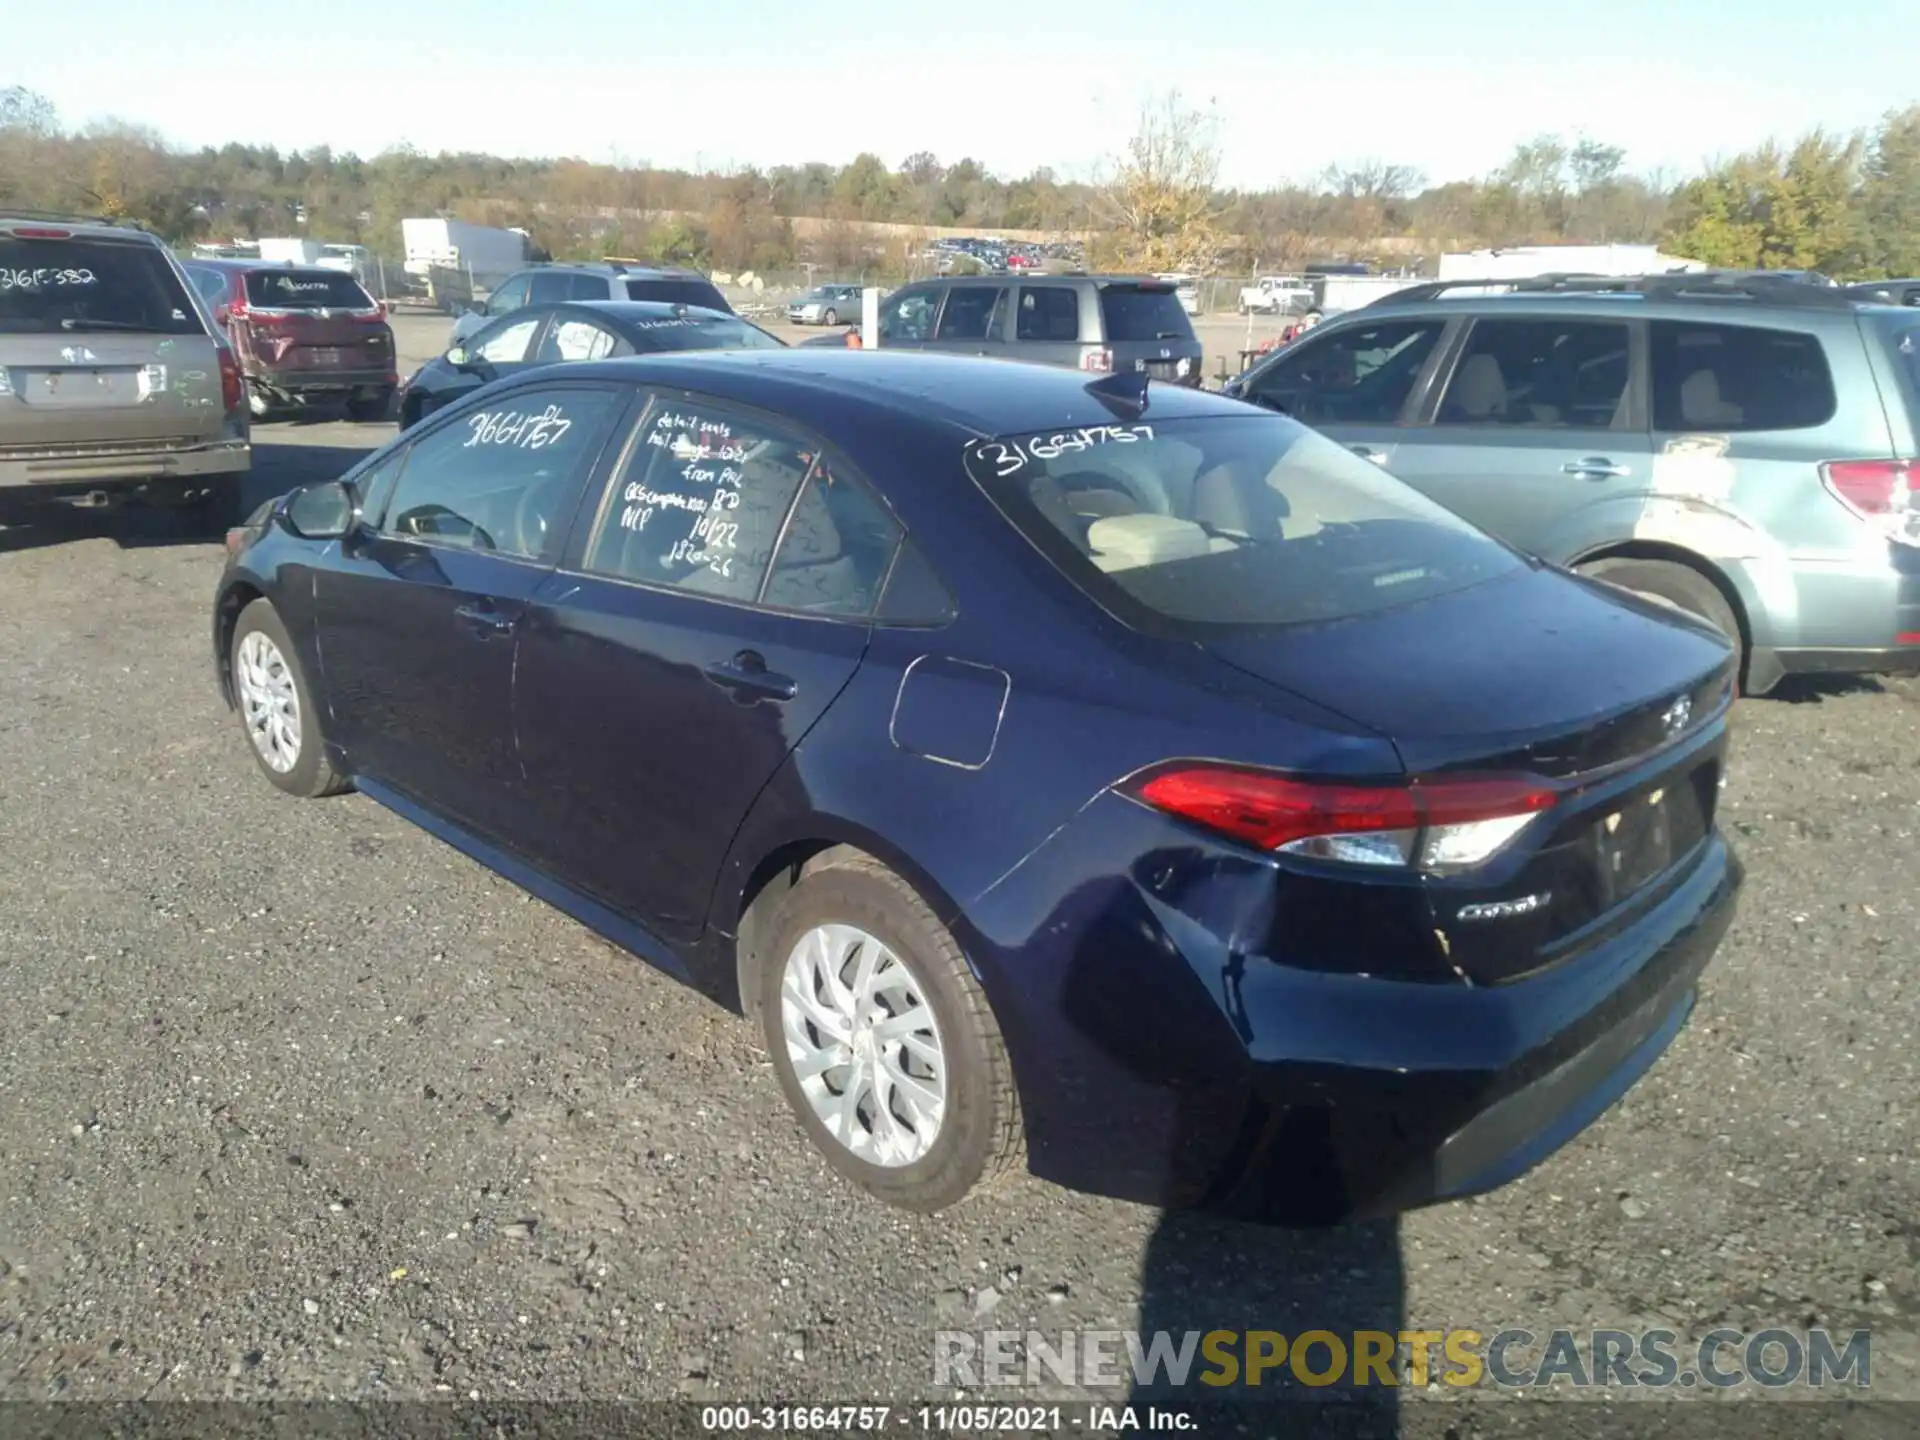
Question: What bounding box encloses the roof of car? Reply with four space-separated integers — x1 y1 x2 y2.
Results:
914 272 1174 288
526 262 713 280
530 348 1245 438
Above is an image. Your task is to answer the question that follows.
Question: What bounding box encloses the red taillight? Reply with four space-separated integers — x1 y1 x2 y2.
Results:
1128 764 1557 873
9 226 73 239
1080 348 1113 373
217 346 244 413
1821 459 1918 545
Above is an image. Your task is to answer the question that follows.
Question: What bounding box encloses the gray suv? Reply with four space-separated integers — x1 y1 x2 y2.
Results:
1225 272 1920 694
871 274 1205 385
450 263 731 344
1 211 250 525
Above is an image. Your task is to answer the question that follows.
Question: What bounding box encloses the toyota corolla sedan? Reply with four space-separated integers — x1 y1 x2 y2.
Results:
212 351 1741 1221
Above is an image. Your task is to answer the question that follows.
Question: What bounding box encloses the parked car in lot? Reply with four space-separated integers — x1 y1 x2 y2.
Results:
1844 278 1920 307
396 300 784 430
870 273 1205 385
1224 271 1920 694
214 350 1740 1221
1 211 249 526
183 258 397 421
450 263 732 345
787 284 865 326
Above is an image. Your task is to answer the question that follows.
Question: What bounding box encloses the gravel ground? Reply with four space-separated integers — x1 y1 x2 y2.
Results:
0 317 1915 1437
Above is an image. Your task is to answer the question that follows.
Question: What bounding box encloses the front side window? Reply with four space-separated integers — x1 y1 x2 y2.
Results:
581 397 817 602
963 414 1519 631
470 314 542 365
1245 320 1444 425
936 285 1005 341
1436 318 1630 428
1649 321 1835 432
1015 286 1081 342
878 288 939 342
0 237 201 336
382 386 622 559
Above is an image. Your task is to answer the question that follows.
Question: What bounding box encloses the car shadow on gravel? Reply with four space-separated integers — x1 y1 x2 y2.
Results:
1765 674 1895 704
0 443 373 553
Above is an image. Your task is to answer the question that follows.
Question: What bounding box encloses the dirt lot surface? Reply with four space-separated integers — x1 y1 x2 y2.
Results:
0 312 1915 1436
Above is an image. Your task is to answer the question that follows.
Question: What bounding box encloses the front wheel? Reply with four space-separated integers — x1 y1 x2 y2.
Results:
230 599 350 798
757 854 1024 1212
822 308 838 326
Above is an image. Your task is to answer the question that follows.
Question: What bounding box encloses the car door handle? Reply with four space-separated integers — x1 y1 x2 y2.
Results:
1564 457 1631 478
1349 445 1388 465
703 651 797 703
454 601 517 636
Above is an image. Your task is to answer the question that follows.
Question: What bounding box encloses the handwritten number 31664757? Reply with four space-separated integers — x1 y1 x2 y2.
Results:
464 405 573 451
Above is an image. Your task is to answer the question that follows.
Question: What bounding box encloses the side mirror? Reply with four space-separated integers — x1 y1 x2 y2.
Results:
283 479 358 540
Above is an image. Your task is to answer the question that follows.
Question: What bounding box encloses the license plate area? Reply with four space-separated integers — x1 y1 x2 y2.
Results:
1594 762 1714 908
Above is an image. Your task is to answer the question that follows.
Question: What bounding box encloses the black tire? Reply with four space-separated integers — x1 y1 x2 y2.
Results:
757 853 1024 1212
822 307 838 326
229 598 350 799
348 387 395 423
1579 557 1744 674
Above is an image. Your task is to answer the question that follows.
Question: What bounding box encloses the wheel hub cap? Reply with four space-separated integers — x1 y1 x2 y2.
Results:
779 922 946 1168
235 630 302 773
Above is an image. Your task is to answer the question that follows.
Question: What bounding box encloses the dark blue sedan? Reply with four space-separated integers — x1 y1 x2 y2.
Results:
213 351 1741 1220
396 300 784 431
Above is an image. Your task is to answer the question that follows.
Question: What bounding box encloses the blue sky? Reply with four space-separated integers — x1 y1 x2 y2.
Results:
9 0 1914 188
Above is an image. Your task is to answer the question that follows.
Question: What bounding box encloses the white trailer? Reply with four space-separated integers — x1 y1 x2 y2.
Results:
1314 274 1426 312
256 236 327 265
401 218 530 290
1437 244 1705 281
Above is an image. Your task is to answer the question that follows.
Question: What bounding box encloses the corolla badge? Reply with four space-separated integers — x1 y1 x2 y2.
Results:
1661 695 1692 737
60 345 100 364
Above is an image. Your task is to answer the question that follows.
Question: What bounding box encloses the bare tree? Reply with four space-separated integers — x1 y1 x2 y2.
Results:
1092 91 1228 273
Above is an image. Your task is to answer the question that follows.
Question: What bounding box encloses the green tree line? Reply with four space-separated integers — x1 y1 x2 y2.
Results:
3 84 1916 279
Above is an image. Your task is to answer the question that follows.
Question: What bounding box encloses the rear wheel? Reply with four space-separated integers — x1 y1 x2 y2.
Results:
757 853 1023 1212
1579 557 1744 678
229 599 350 799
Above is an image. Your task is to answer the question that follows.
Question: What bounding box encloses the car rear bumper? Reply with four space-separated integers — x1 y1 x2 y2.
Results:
964 792 1741 1223
0 438 250 490
253 367 394 394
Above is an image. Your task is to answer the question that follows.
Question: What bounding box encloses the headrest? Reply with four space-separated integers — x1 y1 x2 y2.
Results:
1087 514 1213 572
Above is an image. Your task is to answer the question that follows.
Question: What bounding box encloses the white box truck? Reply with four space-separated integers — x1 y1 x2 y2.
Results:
401 219 530 291
257 237 327 265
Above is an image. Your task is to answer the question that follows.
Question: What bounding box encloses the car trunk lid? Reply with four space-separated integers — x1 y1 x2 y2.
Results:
239 268 390 372
1201 564 1737 982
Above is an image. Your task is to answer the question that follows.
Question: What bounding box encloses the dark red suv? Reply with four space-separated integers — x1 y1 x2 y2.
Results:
184 260 397 421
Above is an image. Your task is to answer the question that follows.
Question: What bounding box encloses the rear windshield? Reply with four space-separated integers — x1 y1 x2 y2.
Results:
625 277 731 312
1099 286 1195 343
0 236 203 335
628 313 785 352
963 414 1520 632
246 269 375 310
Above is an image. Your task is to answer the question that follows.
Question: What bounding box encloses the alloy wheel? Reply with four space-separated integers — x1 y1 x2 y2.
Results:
236 630 302 772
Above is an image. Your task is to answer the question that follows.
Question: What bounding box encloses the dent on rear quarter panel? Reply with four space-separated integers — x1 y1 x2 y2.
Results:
888 655 1011 769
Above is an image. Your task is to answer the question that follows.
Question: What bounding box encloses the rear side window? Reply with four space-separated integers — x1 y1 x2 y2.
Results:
1650 321 1835 432
1098 286 1195 342
964 415 1519 631
582 398 816 602
1015 286 1081 341
936 285 1004 340
245 269 375 311
0 237 202 335
1437 318 1630 428
763 462 903 616
624 277 730 312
